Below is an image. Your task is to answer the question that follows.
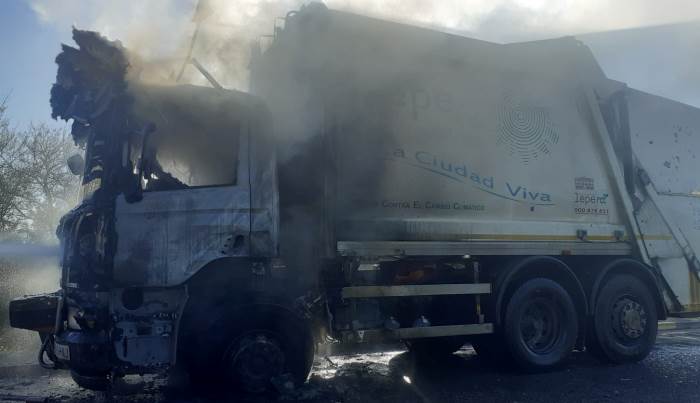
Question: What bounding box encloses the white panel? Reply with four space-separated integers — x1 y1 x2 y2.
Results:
654 194 700 259
658 257 692 306
629 89 700 195
634 196 684 258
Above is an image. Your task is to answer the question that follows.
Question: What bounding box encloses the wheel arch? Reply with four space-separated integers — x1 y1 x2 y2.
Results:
493 256 588 333
183 257 257 289
589 258 667 320
177 299 316 391
182 256 297 304
177 256 312 353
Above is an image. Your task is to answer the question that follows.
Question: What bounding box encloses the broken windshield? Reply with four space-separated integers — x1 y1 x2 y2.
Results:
130 84 243 192
141 114 240 190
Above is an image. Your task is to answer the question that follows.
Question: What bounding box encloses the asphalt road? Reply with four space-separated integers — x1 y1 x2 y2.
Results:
1 326 699 403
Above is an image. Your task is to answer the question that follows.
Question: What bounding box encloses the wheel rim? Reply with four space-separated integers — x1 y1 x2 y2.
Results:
611 296 647 344
519 296 561 354
224 332 285 393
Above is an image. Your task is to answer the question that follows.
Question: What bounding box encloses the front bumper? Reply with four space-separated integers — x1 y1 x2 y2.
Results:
9 292 113 374
9 292 61 333
54 330 112 374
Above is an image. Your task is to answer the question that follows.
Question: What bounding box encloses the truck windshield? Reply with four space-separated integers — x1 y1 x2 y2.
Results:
72 85 249 199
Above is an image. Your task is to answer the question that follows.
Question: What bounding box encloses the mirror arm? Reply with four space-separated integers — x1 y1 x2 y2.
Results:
126 123 156 203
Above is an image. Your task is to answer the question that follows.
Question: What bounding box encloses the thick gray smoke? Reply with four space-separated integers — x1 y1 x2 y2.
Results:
580 21 700 108
0 242 59 258
0 254 60 356
28 1 700 104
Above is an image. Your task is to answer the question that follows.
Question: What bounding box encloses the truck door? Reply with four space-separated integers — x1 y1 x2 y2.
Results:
112 87 257 287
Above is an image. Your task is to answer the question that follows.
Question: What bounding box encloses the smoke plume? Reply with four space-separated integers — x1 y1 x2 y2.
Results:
28 1 700 95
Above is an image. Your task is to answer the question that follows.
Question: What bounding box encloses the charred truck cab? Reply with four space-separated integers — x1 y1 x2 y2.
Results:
53 83 283 389
11 30 292 391
10 4 700 395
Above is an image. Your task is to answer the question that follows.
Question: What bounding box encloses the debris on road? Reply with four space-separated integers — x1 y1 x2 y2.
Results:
0 394 48 403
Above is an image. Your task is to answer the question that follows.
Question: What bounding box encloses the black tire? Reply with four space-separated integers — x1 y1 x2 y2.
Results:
584 320 607 361
405 336 465 359
70 370 110 391
185 305 314 395
503 278 578 371
588 274 657 364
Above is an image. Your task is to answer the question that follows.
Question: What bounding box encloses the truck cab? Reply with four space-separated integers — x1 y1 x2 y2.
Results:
11 77 298 392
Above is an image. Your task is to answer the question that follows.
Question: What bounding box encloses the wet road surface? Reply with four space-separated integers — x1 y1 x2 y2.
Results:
1 326 699 403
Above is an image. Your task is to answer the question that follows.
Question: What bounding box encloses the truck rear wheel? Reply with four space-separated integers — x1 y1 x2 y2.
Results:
587 274 657 363
504 278 578 371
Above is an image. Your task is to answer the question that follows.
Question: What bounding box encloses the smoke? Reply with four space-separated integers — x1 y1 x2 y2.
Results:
28 1 700 93
0 242 59 258
0 255 60 355
580 22 700 108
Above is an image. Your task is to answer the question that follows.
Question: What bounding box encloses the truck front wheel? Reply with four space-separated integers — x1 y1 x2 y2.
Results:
70 370 110 391
587 275 657 363
504 278 578 370
186 305 315 395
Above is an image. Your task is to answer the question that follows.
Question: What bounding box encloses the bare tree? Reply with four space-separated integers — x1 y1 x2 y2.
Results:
0 98 79 242
23 124 79 242
0 99 33 236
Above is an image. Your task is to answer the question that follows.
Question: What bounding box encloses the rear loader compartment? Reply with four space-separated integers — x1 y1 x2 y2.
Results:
253 7 636 269
626 89 700 312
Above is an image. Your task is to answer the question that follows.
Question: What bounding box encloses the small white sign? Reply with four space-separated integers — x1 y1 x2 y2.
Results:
54 342 70 361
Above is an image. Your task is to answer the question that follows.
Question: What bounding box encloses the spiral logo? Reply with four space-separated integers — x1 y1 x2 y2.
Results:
497 93 559 164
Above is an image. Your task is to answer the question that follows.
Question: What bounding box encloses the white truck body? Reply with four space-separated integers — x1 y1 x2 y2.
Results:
252 8 700 312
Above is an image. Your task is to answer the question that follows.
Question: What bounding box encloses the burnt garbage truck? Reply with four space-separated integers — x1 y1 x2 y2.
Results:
10 3 700 393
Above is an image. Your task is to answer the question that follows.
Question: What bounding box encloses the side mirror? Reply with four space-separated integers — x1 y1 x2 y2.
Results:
67 153 85 176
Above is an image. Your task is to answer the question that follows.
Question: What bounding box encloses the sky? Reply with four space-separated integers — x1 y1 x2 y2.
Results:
0 1 70 129
0 1 699 129
0 0 193 129
582 22 700 109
